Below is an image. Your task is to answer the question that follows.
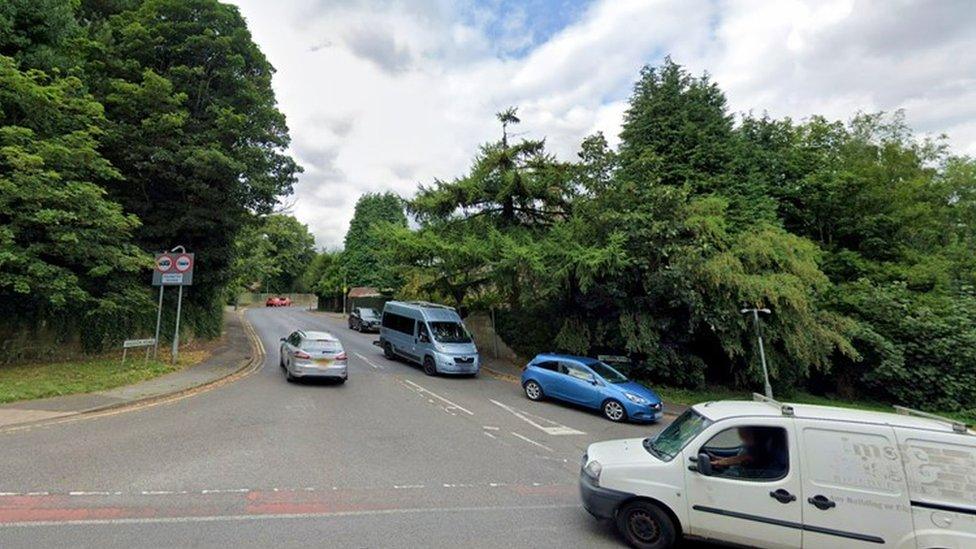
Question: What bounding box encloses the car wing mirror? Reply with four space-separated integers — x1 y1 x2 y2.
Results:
280 337 287 342
588 374 600 385
690 452 714 476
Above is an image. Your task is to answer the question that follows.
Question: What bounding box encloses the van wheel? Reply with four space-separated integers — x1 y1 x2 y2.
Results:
615 501 676 549
524 380 544 401
383 342 395 360
602 399 627 422
423 356 437 376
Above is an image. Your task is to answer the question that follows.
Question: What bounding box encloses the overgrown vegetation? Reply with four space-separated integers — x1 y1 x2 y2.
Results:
0 0 298 360
379 59 976 416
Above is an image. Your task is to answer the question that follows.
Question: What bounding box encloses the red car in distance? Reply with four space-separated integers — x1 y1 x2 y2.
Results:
265 296 292 307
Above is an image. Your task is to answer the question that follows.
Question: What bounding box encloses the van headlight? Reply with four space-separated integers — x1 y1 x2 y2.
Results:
583 460 602 484
624 392 650 405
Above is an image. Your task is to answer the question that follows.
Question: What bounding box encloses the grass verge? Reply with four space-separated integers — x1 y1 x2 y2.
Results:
656 385 975 426
0 350 210 404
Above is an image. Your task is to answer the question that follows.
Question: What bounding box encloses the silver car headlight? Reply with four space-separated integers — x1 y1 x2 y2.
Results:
624 392 650 405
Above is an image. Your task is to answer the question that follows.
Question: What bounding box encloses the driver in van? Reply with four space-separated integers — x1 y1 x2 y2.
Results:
709 427 786 478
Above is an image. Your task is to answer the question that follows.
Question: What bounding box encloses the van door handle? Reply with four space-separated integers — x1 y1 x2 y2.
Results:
769 489 796 504
808 495 836 510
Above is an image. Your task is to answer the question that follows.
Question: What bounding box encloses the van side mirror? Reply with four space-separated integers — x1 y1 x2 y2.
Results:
419 333 430 343
693 452 714 476
280 337 286 342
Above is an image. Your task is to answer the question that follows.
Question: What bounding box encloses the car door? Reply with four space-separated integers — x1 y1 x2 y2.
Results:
558 362 600 407
796 419 913 548
683 417 802 549
284 332 301 370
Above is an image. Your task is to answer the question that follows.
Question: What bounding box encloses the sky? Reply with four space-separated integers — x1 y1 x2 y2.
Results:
228 0 976 249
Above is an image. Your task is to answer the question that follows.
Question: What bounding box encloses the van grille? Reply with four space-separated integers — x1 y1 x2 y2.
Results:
454 357 474 364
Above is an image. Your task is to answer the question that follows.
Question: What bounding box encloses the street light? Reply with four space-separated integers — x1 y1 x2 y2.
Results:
741 307 772 399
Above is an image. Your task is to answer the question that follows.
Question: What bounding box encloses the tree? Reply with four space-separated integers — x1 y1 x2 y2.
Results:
343 192 407 290
0 55 147 351
79 0 300 336
228 214 315 297
0 0 80 70
402 108 573 307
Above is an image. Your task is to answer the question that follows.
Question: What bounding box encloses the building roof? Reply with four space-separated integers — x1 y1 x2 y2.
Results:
692 400 969 435
348 287 381 298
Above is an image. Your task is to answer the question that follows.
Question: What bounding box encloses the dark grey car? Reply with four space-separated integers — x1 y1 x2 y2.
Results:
348 307 380 332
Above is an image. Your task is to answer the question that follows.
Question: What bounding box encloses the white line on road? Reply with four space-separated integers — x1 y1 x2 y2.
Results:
402 379 474 416
510 432 554 453
489 400 585 436
354 352 383 369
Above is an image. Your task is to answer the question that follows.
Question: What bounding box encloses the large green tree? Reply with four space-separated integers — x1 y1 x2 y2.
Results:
0 54 147 354
79 0 300 335
394 109 572 307
343 192 407 290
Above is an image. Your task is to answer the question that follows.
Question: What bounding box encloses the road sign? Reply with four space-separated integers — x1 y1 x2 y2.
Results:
152 252 193 286
175 254 193 272
121 338 156 365
156 255 173 272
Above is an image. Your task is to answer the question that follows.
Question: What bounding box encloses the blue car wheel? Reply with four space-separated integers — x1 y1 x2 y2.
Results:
602 399 627 422
524 380 544 401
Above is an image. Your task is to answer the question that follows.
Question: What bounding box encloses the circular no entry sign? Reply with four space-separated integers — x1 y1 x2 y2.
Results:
156 255 174 272
175 254 193 272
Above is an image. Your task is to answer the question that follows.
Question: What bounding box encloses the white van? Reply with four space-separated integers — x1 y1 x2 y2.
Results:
580 395 975 549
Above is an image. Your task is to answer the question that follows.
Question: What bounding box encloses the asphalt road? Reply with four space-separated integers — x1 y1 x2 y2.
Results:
0 307 673 548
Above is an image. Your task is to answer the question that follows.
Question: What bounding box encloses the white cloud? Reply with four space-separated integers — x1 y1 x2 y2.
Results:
230 0 976 248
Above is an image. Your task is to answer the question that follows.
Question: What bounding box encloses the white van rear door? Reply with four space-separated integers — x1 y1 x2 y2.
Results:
795 419 914 548
897 427 976 549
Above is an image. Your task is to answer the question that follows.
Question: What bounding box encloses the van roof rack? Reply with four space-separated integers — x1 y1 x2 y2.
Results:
893 405 969 434
752 393 794 417
402 301 455 310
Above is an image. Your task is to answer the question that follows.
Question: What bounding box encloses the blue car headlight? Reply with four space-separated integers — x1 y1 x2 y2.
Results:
624 392 650 405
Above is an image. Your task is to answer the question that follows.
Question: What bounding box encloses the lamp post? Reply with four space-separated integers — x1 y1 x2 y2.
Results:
741 307 772 399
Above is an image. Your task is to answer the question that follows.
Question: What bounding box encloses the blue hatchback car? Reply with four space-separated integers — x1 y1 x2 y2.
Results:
520 354 663 423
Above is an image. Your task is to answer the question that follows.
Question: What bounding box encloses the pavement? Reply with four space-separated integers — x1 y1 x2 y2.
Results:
0 310 258 431
0 307 701 548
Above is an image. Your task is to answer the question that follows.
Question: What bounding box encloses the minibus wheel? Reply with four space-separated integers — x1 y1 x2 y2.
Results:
384 342 395 360
616 500 676 549
423 356 437 376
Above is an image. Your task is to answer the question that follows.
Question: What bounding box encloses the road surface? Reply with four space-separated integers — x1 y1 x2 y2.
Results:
0 307 673 548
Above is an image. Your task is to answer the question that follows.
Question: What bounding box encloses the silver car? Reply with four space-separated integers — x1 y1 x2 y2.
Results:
279 330 348 383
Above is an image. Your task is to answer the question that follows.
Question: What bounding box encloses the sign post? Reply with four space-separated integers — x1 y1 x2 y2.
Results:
152 247 194 365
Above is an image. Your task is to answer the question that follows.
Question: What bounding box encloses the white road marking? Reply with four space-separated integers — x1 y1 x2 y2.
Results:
510 432 554 453
68 491 112 496
483 432 497 439
354 352 383 369
402 379 474 416
488 400 585 435
482 425 499 431
393 484 425 489
0 504 581 528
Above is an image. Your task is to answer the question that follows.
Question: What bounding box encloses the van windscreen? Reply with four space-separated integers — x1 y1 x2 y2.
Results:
430 322 472 344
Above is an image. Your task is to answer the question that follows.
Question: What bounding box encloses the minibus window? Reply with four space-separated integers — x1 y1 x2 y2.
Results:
430 322 472 343
645 410 712 461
